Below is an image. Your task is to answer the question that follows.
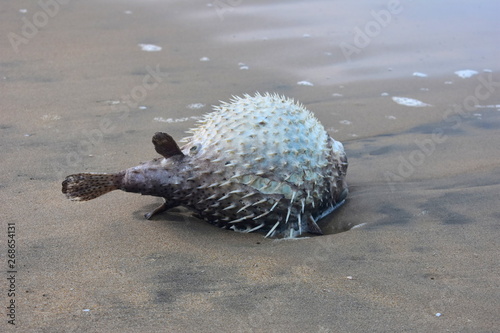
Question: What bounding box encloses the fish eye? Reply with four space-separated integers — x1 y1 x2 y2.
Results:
189 144 200 155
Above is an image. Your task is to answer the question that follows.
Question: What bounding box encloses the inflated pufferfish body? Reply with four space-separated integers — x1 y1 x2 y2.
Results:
62 93 348 238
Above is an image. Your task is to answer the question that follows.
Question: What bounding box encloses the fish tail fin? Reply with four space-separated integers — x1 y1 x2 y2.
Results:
62 172 124 201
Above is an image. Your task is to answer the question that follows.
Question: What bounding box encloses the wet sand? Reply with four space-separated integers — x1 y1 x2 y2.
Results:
1 0 500 332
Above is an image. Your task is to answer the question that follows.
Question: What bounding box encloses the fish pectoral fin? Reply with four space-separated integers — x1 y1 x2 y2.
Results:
152 132 184 158
144 199 177 220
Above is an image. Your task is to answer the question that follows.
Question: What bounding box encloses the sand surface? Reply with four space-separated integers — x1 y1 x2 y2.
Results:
1 0 500 332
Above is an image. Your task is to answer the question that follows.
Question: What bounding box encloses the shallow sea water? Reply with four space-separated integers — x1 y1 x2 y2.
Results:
1 0 499 331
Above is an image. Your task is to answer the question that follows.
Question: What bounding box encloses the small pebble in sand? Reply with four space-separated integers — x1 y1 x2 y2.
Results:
435 313 442 317
346 276 353 280
139 106 147 110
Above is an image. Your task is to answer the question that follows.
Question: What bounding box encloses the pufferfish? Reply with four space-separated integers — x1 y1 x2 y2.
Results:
62 93 348 238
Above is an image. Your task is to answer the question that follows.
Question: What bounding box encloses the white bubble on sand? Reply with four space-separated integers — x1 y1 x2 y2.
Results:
332 93 343 97
154 117 190 123
187 103 205 109
200 57 210 62
238 62 249 70
297 80 314 86
138 106 147 110
41 114 61 121
392 96 431 107
138 44 162 52
454 69 478 78
385 115 397 120
154 116 202 123
380 92 389 96
476 104 500 110
19 9 27 13
413 72 428 77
